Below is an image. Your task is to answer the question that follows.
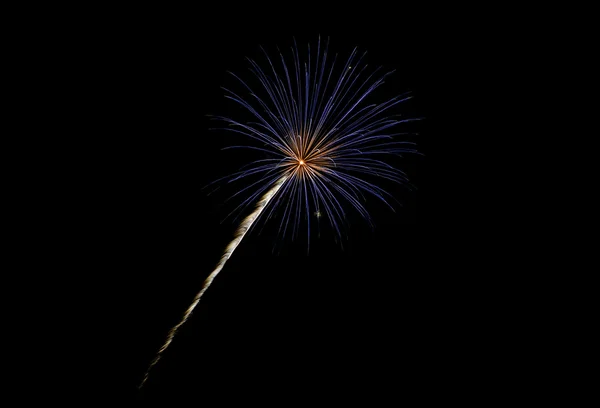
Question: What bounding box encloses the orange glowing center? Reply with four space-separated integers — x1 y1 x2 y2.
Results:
299 160 305 165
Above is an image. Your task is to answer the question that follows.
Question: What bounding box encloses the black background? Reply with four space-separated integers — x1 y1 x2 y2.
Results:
46 6 499 404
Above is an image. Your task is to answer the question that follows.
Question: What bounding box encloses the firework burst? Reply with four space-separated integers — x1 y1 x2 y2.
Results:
140 37 419 388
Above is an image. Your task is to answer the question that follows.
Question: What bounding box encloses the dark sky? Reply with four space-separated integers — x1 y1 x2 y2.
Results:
62 7 489 404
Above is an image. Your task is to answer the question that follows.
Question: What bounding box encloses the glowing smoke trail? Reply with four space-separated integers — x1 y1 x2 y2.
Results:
139 176 287 388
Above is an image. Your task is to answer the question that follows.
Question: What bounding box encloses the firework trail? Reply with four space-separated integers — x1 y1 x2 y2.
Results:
139 176 286 388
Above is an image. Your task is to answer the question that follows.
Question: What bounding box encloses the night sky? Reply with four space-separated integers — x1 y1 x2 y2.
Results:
65 7 486 404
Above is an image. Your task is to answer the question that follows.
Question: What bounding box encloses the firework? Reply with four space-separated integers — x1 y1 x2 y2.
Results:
140 37 418 388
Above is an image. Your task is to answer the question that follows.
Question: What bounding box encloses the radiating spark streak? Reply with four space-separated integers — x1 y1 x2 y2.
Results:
139 176 287 389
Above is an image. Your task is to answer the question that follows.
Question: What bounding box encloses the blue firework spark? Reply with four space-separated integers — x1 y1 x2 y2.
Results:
210 37 419 247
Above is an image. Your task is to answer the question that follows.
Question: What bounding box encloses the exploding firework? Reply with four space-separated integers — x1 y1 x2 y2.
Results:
140 37 419 388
